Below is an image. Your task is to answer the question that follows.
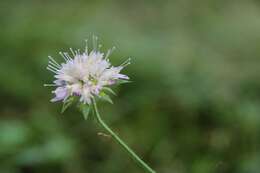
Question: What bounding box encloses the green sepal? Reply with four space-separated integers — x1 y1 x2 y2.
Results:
99 92 113 104
102 87 116 96
79 104 91 120
61 97 75 113
117 79 132 85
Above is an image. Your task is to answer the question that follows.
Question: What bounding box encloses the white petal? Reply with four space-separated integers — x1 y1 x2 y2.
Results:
51 87 68 102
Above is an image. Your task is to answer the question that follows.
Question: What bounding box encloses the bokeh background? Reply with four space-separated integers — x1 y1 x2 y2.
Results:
1 0 260 173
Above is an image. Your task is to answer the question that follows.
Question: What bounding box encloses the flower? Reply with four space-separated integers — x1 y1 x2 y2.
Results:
45 38 130 104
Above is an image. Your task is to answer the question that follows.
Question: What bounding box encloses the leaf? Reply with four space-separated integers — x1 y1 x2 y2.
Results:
99 92 113 104
102 87 116 95
61 97 75 113
79 104 91 120
117 79 132 85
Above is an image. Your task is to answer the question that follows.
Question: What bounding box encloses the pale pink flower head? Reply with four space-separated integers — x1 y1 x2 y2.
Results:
45 36 130 105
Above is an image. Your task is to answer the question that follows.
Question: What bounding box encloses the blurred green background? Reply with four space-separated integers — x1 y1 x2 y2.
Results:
1 0 260 173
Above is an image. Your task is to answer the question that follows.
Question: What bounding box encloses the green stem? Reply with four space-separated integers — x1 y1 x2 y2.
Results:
92 98 156 173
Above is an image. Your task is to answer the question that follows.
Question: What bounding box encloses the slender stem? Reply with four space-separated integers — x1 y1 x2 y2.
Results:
92 98 156 173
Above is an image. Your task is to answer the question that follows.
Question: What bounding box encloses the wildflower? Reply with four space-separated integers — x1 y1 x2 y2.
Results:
45 37 156 173
45 37 130 105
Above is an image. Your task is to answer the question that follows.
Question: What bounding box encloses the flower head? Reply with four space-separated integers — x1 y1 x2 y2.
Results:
45 37 130 105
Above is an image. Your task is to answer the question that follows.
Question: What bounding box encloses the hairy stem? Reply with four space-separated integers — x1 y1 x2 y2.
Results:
92 98 156 173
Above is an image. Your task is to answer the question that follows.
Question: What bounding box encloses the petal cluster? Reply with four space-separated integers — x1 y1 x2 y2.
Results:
46 44 130 104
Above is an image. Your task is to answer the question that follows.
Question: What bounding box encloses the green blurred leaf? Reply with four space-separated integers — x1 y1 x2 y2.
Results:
116 79 132 85
79 104 91 120
99 92 113 104
103 87 116 95
61 97 75 113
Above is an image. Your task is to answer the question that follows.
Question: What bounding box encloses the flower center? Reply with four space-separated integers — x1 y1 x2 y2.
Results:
89 75 98 85
78 79 85 85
